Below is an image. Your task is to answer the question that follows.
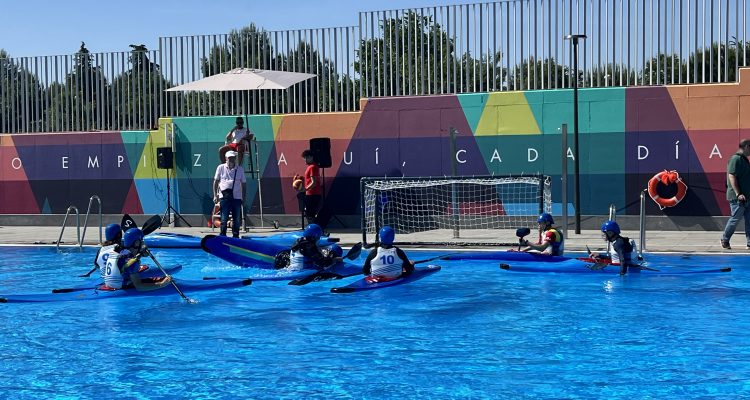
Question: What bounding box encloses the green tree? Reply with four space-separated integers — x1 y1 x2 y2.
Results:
0 49 44 133
111 44 171 130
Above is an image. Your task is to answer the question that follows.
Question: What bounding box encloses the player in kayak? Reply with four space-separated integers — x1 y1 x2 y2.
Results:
288 224 343 271
362 226 415 283
102 228 172 291
518 213 565 256
588 220 639 275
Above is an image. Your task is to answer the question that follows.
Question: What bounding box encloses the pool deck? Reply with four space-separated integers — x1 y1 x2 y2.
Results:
0 225 747 254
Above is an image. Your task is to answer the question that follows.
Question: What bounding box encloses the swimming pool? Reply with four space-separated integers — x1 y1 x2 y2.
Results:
0 247 747 399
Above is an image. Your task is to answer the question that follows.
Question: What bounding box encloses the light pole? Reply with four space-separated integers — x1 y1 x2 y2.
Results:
565 34 586 234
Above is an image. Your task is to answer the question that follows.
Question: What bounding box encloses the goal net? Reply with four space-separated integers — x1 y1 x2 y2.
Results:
361 175 552 246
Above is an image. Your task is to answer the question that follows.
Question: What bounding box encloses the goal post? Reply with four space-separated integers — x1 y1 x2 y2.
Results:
361 175 552 246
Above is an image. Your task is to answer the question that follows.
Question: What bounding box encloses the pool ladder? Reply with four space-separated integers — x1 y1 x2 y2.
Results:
57 196 103 250
606 199 647 259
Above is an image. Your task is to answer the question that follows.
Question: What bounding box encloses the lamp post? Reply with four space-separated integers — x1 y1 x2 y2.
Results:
565 34 586 234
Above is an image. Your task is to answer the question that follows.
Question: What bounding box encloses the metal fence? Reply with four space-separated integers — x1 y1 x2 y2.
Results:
2 0 750 133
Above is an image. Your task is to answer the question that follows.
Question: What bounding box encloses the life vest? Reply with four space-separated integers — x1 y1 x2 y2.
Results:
611 238 636 266
648 170 688 210
369 247 403 279
95 244 119 278
103 253 125 289
541 228 564 256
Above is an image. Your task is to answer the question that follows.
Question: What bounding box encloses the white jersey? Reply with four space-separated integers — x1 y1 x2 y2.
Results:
95 244 119 279
369 247 403 278
230 127 250 144
103 253 125 289
288 250 311 271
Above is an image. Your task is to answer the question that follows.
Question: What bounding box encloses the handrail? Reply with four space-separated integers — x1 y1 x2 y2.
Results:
608 204 617 221
57 206 81 250
639 189 647 256
606 203 616 255
81 195 103 246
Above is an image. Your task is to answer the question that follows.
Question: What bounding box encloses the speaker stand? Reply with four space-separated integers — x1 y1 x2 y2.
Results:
161 168 192 227
320 168 346 228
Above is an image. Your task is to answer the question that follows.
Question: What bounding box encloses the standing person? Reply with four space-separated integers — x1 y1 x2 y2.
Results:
299 149 322 225
519 213 565 256
590 220 639 275
721 139 750 250
362 226 414 282
219 116 254 166
213 151 247 238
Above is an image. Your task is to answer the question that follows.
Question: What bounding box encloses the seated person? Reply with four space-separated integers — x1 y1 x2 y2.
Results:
90 223 123 278
519 213 564 256
288 224 342 271
219 116 253 166
362 226 414 282
589 220 639 275
102 228 171 291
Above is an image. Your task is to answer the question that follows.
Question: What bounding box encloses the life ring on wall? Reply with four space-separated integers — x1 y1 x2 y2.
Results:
647 170 688 210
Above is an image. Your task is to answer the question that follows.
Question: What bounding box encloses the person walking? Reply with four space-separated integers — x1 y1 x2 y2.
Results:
721 139 750 249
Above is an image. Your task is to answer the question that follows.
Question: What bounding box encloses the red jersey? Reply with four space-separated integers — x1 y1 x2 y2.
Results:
304 164 322 195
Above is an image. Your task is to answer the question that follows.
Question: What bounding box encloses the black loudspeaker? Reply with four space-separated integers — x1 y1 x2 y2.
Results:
156 147 174 169
309 137 332 168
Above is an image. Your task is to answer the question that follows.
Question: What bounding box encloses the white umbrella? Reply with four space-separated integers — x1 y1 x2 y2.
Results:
165 68 316 229
165 68 316 92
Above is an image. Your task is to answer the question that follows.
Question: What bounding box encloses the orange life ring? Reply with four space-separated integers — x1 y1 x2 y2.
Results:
647 170 688 210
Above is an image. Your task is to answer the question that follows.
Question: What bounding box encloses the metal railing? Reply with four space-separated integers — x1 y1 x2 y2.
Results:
80 195 103 245
57 206 81 250
3 1 750 133
639 189 647 256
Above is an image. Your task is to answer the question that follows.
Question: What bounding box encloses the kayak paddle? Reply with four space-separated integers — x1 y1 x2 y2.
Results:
413 253 460 264
142 247 197 304
121 214 138 232
288 243 363 286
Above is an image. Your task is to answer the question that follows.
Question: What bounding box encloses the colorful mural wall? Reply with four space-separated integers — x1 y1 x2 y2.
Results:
2 70 750 219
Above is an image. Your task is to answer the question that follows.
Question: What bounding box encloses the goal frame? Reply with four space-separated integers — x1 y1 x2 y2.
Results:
360 174 552 247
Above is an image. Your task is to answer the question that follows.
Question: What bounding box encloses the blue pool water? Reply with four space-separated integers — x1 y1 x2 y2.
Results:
0 246 748 399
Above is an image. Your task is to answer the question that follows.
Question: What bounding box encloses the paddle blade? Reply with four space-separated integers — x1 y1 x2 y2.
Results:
345 242 363 260
141 215 162 235
121 214 137 232
516 227 531 238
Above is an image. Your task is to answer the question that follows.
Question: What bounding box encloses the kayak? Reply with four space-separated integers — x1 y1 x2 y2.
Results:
144 232 202 248
55 265 183 293
498 261 732 275
145 230 339 249
1 277 252 303
443 251 588 263
331 265 441 293
201 234 342 269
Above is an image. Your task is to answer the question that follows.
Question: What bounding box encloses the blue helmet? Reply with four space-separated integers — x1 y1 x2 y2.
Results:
601 220 620 235
123 228 144 248
105 223 122 241
303 224 323 239
537 213 554 225
379 226 395 245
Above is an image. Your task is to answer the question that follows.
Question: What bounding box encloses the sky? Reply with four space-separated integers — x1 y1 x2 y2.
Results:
1 0 470 57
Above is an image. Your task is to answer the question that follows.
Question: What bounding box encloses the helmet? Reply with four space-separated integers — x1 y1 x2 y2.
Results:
123 228 145 248
537 213 554 225
105 224 122 241
327 244 343 257
379 226 395 245
601 220 620 235
303 224 323 239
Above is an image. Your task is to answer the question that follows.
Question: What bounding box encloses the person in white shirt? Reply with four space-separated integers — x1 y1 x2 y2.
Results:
219 116 254 167
362 226 414 282
213 151 247 238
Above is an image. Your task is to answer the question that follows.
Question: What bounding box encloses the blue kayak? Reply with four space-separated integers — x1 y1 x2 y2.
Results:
331 265 441 293
499 261 732 275
443 251 575 262
145 230 339 249
54 265 183 293
1 277 251 303
200 234 343 269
